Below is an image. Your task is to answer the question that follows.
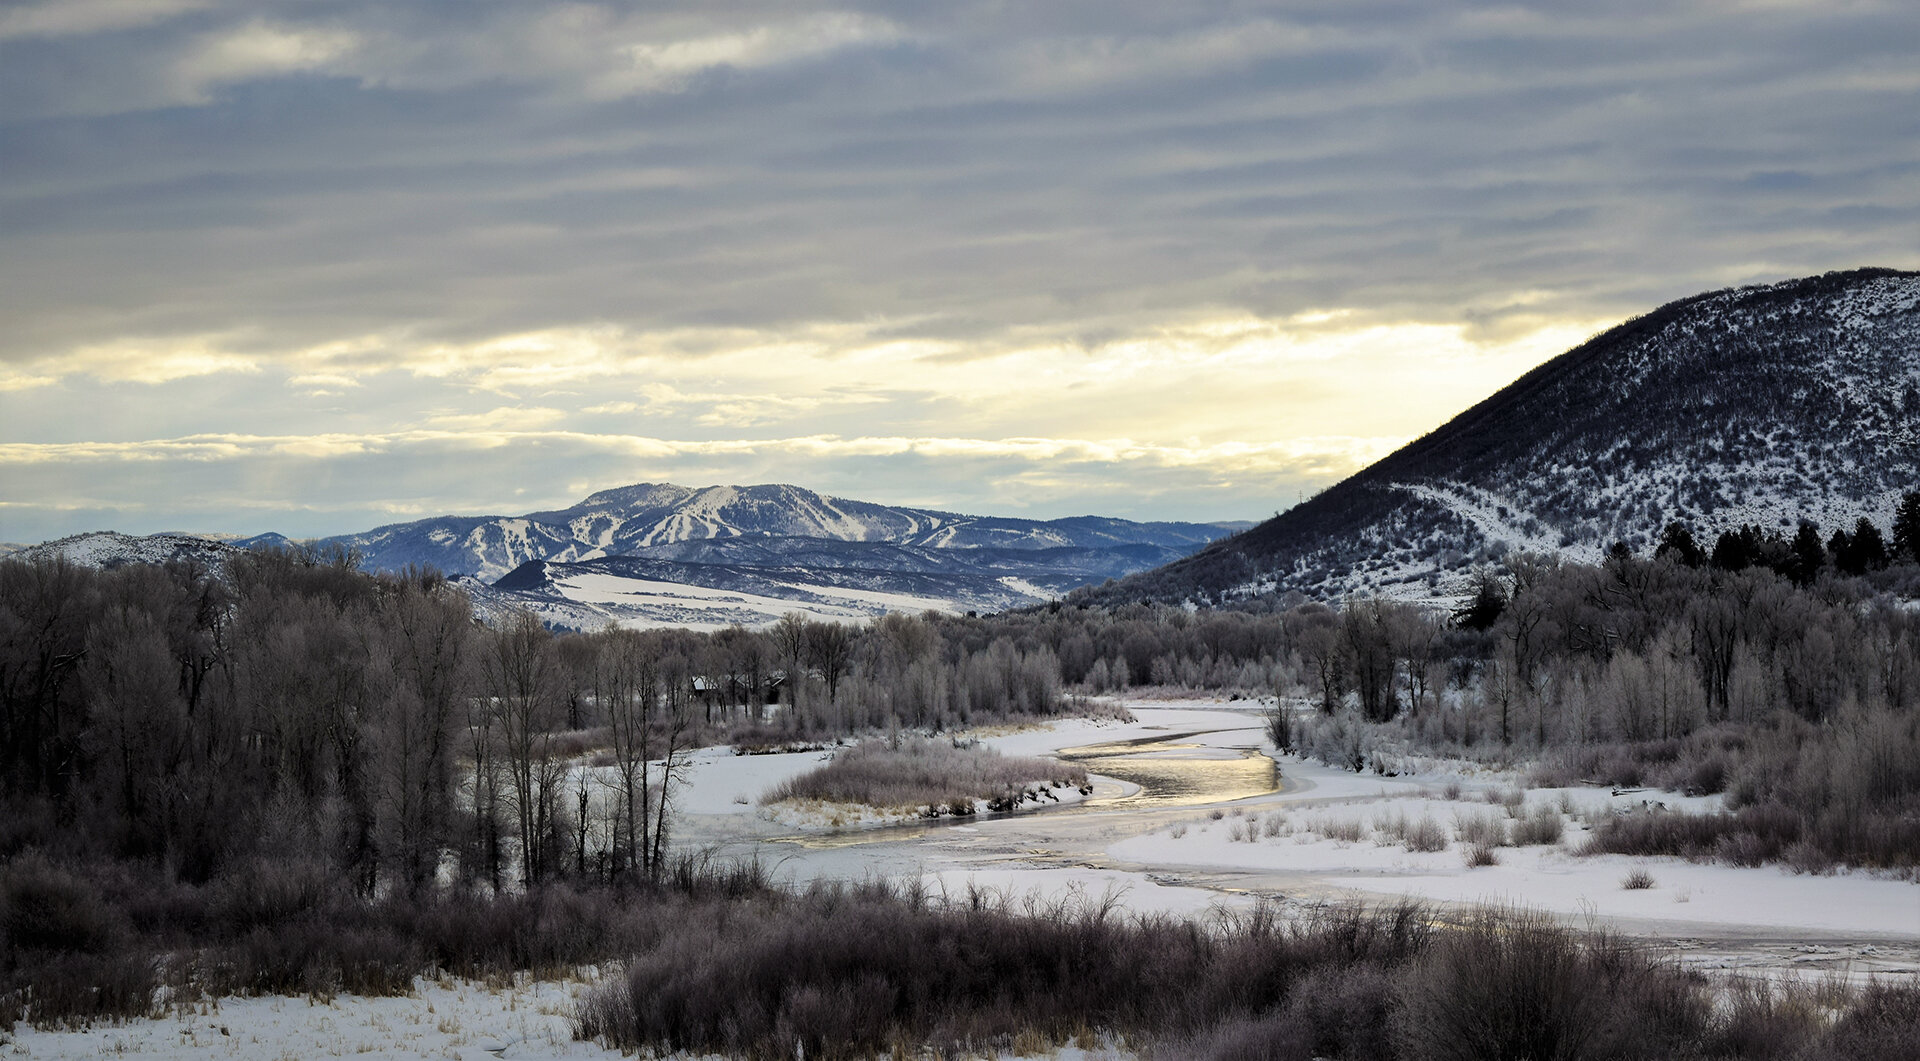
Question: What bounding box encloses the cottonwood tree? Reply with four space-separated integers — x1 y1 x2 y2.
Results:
371 576 473 894
648 649 697 871
484 610 567 886
805 620 855 706
1341 598 1399 723
596 629 668 876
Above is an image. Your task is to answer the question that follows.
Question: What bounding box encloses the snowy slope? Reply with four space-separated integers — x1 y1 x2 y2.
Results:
316 482 1234 581
14 493 1224 629
468 537 1188 630
16 531 240 571
1083 267 1920 606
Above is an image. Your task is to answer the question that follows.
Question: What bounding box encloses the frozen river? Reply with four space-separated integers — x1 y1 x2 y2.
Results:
679 697 1920 983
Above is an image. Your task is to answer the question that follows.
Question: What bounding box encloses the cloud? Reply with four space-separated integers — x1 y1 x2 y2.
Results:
3 1 1917 540
0 428 1399 540
423 406 569 431
0 0 210 41
0 337 263 390
165 20 359 104
595 11 903 97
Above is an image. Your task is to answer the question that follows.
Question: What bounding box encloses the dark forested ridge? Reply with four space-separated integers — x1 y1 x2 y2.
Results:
1080 268 1920 607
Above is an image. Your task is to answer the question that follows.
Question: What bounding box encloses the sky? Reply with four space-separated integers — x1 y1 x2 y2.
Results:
3 1 1917 542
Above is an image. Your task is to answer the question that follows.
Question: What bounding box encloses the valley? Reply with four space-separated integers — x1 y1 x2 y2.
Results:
5 268 1919 1059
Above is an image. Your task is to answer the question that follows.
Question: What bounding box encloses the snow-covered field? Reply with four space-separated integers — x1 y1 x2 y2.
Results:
1109 789 1917 938
542 569 963 631
4 972 618 1060
11 696 1917 1058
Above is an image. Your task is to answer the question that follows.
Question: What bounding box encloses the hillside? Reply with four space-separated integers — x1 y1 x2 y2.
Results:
466 537 1193 630
1078 267 1920 607
287 481 1232 582
16 531 241 571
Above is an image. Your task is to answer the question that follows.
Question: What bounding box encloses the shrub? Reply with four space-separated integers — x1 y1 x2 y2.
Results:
1463 842 1499 867
761 738 1088 814
2 951 159 1028
0 855 127 955
1708 977 1823 1060
579 892 1434 1059
1403 815 1448 853
1484 787 1525 813
1453 812 1509 849
1814 980 1920 1061
1511 807 1566 846
1393 909 1705 1061
1781 840 1836 875
1621 869 1656 890
1581 802 1799 865
1309 815 1365 843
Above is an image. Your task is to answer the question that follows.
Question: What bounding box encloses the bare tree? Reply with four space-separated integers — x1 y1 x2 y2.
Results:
597 629 663 876
806 620 855 706
372 578 473 894
651 650 697 871
482 610 565 886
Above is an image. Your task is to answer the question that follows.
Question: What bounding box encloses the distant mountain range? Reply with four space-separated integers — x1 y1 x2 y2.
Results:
1079 267 1920 607
18 484 1243 628
243 482 1236 583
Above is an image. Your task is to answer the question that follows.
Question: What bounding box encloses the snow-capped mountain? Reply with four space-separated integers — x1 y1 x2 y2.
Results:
15 486 1237 628
285 482 1234 582
1080 267 1920 607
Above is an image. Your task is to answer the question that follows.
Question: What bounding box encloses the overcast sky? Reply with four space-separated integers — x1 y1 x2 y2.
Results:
3 1 1917 541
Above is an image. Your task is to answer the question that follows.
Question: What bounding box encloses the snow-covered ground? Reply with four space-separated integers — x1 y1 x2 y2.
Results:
1109 788 1918 938
4 972 618 1060
0 973 1131 1060
673 698 1918 941
543 569 964 631
12 696 1917 1058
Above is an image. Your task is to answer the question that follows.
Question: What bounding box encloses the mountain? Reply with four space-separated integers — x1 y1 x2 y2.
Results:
15 485 1239 628
302 482 1235 582
466 537 1198 631
1078 267 1920 607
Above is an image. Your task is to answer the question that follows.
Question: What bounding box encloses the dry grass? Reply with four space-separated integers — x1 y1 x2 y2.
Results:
1510 806 1566 846
1452 811 1508 849
1307 815 1366 843
1375 811 1448 852
760 737 1088 814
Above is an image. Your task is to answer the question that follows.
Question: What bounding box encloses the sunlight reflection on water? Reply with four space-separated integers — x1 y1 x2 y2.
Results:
768 730 1280 848
1056 731 1279 808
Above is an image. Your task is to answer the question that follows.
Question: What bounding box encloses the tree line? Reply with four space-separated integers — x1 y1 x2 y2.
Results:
5 492 1917 894
0 549 1080 898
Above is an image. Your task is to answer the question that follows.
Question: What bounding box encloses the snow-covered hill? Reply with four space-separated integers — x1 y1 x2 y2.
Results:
298 482 1234 582
16 531 240 571
1081 267 1920 606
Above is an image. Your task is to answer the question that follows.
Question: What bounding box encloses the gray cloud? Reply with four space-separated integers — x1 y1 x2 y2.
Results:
2 1 1916 540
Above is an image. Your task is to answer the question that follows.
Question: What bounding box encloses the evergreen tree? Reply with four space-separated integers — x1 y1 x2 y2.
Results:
1654 522 1705 567
1846 517 1888 573
1827 527 1856 575
1453 570 1507 631
1894 490 1920 563
1711 526 1755 571
1789 520 1825 586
